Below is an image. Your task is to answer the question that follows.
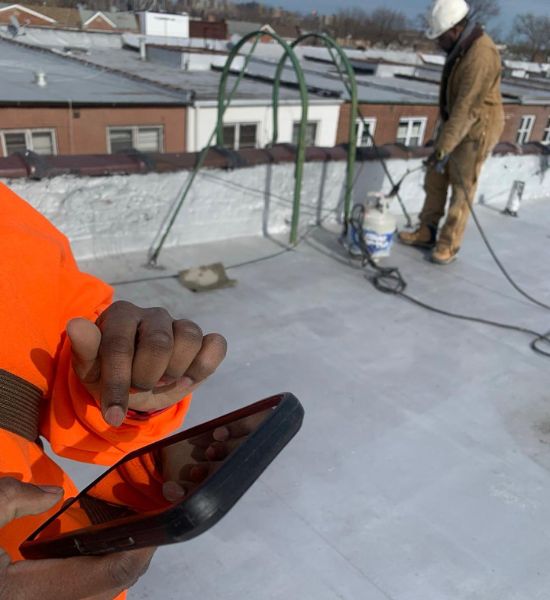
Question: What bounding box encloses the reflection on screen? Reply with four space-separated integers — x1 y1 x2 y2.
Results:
33 408 272 542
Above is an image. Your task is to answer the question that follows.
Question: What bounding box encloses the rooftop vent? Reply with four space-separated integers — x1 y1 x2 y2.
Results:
34 71 47 87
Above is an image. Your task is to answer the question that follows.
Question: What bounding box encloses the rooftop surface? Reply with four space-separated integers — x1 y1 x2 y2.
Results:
235 57 439 104
2 27 550 107
0 37 191 105
56 44 339 103
51 191 550 599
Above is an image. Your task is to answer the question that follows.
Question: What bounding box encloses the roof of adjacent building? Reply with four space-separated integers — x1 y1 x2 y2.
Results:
1 23 549 108
0 3 139 31
0 2 81 28
0 37 191 105
239 57 439 105
78 7 139 32
226 19 263 37
50 43 342 104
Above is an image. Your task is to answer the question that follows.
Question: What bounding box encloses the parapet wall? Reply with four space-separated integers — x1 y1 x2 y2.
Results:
1 143 548 260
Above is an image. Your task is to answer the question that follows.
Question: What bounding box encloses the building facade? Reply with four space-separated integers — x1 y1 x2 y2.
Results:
0 106 187 157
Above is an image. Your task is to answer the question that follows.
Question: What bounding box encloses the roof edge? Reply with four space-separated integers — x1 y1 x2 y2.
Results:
1 142 547 181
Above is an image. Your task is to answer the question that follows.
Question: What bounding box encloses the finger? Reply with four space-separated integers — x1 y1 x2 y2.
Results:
223 410 272 437
187 410 269 449
163 319 204 382
131 308 174 391
205 411 271 445
205 439 243 461
182 333 227 387
96 302 141 427
162 481 186 503
0 478 63 529
5 547 155 600
66 318 102 384
212 426 230 442
187 430 217 449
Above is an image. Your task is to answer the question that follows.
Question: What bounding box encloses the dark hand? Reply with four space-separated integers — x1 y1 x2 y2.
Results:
425 149 448 172
0 477 155 600
160 409 271 502
67 301 227 427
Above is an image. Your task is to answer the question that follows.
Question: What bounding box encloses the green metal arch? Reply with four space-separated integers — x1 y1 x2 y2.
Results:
272 32 359 222
216 30 310 245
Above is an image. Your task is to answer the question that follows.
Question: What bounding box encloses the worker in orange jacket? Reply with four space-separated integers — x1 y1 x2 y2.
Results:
0 182 227 599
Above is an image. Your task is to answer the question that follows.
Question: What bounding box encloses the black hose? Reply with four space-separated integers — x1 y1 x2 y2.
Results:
345 157 550 359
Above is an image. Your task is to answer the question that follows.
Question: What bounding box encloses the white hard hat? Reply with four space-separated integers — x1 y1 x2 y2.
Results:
426 0 470 40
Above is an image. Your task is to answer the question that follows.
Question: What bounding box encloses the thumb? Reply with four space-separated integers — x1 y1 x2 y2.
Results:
0 478 63 529
67 318 102 384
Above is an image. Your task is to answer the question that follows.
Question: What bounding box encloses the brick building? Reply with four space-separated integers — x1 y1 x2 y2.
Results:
0 38 189 157
337 101 550 148
0 3 139 32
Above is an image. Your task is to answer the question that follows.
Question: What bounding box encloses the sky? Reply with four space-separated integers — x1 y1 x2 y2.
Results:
238 0 549 34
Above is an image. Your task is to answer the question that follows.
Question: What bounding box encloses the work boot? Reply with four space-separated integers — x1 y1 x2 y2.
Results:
431 244 458 265
398 224 436 248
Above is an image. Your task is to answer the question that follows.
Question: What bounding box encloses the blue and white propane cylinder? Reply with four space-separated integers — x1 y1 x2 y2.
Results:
346 193 397 260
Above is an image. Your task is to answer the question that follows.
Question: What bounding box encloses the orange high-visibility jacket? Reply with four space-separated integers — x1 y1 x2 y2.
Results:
0 182 191 562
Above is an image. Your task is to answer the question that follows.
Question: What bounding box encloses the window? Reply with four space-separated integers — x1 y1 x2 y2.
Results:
516 115 535 145
396 117 427 147
355 118 377 147
542 118 550 146
1 129 56 156
292 121 318 146
222 123 258 150
107 126 163 153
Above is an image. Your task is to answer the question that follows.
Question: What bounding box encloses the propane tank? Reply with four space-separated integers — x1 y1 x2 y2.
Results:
363 192 397 260
344 193 397 261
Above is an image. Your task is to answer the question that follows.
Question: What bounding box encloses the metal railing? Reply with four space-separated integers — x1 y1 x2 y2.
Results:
148 31 358 264
215 30 310 245
272 32 358 222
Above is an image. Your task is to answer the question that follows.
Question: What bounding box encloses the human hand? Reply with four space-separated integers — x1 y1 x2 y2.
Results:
425 149 448 173
67 301 227 427
160 409 272 502
0 477 155 600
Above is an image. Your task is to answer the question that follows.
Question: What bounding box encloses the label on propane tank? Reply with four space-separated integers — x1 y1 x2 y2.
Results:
365 229 393 255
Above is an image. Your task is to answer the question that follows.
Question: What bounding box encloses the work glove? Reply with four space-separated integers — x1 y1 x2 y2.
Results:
425 149 449 174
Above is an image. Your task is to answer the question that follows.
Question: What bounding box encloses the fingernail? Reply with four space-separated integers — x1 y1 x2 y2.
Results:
38 485 63 495
180 376 195 389
162 481 186 501
213 426 230 442
105 406 126 427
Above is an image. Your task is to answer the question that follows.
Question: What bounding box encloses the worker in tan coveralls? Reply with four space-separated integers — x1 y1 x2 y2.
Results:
399 0 504 264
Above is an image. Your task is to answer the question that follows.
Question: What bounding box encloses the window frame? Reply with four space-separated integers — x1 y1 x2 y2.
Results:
516 115 536 145
0 128 57 157
355 118 377 147
396 116 428 147
541 117 550 146
291 120 319 146
106 125 164 154
221 122 259 150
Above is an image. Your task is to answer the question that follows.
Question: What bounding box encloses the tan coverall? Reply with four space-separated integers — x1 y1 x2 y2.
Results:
420 33 505 252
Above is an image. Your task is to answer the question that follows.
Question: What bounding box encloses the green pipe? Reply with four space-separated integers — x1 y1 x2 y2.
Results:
216 31 309 245
148 39 262 266
272 33 358 223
